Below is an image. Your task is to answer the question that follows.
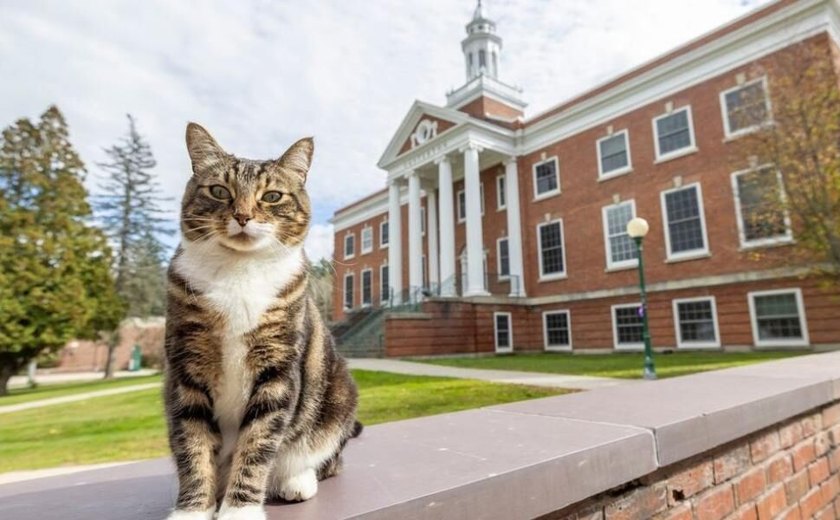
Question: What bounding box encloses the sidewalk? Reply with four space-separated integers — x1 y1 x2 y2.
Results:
347 358 631 390
0 382 163 415
8 369 158 389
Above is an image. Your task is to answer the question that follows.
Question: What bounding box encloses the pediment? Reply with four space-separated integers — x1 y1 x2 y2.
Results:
377 101 469 169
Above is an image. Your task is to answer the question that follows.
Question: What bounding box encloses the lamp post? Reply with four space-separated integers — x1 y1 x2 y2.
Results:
626 217 657 380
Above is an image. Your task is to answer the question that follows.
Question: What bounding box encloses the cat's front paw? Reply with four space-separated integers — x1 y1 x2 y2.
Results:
277 468 318 502
217 503 266 520
165 508 215 520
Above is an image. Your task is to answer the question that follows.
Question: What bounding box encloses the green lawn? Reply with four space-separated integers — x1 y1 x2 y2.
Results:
0 374 163 406
0 370 566 473
418 351 808 379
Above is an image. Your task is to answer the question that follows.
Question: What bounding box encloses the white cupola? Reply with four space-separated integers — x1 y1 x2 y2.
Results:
462 0 502 81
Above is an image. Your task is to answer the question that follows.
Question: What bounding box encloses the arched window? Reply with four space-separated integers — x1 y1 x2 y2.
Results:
479 50 487 69
491 51 498 76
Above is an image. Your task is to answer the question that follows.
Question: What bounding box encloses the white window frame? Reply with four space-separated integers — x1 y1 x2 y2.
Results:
532 156 561 200
456 183 484 224
652 106 698 163
612 303 644 351
537 219 567 282
343 233 355 260
343 272 354 310
496 174 507 210
360 227 373 255
720 76 771 140
747 288 810 348
672 296 721 349
360 268 373 307
543 310 572 352
730 166 793 249
596 130 633 180
602 199 638 271
493 312 513 353
660 182 710 262
379 263 389 305
496 237 510 280
420 206 426 236
379 220 389 249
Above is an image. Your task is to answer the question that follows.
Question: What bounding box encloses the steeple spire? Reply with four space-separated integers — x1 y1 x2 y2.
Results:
462 0 501 80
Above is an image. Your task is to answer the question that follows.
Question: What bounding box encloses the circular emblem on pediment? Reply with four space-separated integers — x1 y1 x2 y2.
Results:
411 119 438 148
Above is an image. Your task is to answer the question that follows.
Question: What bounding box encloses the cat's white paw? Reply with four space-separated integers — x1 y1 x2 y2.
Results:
277 468 318 502
217 503 266 520
165 508 214 520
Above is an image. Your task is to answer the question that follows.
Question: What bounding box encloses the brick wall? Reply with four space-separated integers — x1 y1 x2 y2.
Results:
547 402 840 520
54 318 165 372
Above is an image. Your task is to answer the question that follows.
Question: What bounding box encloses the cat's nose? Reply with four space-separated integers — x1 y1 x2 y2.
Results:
233 214 252 227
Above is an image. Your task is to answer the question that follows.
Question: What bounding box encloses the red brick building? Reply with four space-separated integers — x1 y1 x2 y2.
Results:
331 0 840 356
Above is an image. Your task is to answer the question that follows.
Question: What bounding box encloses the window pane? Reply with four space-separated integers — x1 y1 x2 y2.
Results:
656 111 691 155
458 191 466 220
755 293 803 340
344 276 353 308
536 161 558 195
736 168 787 242
362 229 372 251
499 239 510 276
381 222 389 245
615 306 644 344
497 176 506 207
726 82 768 132
540 222 565 275
677 300 716 343
380 266 389 302
665 187 705 254
345 236 354 256
546 313 570 346
606 203 638 264
495 315 510 348
599 134 629 174
362 271 372 304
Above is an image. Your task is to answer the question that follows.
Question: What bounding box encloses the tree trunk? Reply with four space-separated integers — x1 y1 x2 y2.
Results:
0 362 16 396
103 330 121 379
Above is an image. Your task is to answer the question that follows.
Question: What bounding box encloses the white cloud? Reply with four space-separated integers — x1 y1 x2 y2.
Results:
0 0 770 260
305 223 334 263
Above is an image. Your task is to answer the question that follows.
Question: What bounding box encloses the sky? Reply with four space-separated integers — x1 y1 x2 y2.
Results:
0 0 771 261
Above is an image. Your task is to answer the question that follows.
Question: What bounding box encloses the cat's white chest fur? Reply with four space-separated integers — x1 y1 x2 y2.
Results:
174 240 304 459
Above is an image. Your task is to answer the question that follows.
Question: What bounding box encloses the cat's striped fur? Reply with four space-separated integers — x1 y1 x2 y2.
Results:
164 123 359 520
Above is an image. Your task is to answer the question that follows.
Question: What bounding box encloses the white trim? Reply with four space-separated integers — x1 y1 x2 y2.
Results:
730 165 793 249
596 129 633 180
493 311 513 353
496 173 507 210
360 268 373 307
602 200 638 271
343 233 356 260
660 182 711 262
343 272 354 310
652 105 698 163
543 310 572 352
379 263 389 305
612 302 644 351
537 219 568 282
360 227 373 255
672 296 721 349
496 237 510 280
532 156 561 200
747 288 810 348
379 219 389 249
720 76 771 139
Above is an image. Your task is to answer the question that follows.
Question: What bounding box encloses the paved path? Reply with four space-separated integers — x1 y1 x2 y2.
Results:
0 461 142 486
0 382 163 415
8 369 157 389
347 358 631 390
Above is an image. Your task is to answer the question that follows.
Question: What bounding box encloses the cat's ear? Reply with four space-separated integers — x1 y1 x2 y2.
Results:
185 122 226 175
277 137 314 182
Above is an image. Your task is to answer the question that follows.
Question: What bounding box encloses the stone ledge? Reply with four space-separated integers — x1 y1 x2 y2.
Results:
2 352 839 519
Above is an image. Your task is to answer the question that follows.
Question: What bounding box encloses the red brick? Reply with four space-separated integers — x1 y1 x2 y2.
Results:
780 421 805 449
801 487 830 519
830 425 840 448
756 484 787 520
766 453 794 485
668 460 714 505
815 504 837 520
786 470 811 504
823 475 840 504
735 465 767 505
604 483 667 520
793 440 818 471
714 444 751 484
824 404 840 428
803 414 824 438
694 485 735 520
778 505 802 520
818 432 834 457
751 430 782 463
831 449 840 474
731 504 758 520
653 503 692 520
812 458 832 486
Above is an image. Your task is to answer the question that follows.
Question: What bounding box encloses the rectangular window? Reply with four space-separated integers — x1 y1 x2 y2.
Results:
421 255 427 287
673 297 720 348
457 184 484 223
602 200 638 269
732 166 791 248
360 227 373 254
748 289 809 347
496 174 506 209
543 310 572 351
420 207 426 236
721 78 769 137
612 304 644 350
497 238 510 279
380 220 389 248
494 312 512 352
661 184 709 260
533 157 560 198
361 269 372 306
380 264 389 304
597 131 631 178
344 234 355 259
537 220 566 280
343 273 354 310
653 107 696 160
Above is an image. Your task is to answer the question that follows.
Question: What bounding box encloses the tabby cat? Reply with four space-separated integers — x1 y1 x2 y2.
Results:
164 123 360 520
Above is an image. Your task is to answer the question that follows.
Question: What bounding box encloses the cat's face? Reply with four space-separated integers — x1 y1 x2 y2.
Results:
181 123 313 253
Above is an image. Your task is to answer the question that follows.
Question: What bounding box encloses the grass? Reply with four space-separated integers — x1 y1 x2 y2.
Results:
418 351 808 379
0 370 566 473
0 374 163 406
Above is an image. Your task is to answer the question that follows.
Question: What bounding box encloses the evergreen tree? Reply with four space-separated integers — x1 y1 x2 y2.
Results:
0 106 124 395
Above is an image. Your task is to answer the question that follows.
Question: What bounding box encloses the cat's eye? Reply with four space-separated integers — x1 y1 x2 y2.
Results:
261 191 283 203
209 185 232 200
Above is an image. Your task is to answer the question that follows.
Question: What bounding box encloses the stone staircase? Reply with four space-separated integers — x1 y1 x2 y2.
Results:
331 308 387 358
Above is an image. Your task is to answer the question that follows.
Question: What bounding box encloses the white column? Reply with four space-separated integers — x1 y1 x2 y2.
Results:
463 143 488 296
407 171 423 299
504 157 526 297
427 190 439 290
437 156 456 297
387 179 403 305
